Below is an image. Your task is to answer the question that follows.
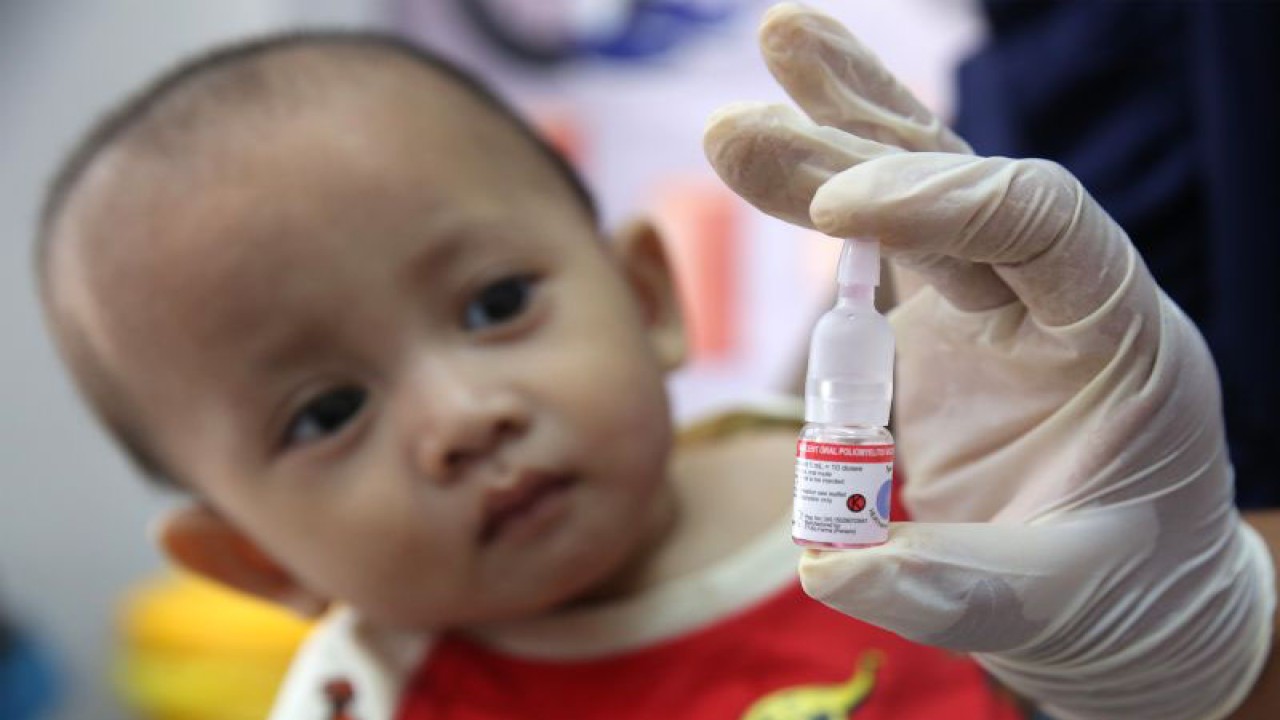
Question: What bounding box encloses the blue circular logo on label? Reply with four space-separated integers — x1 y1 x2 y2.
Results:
875 479 892 520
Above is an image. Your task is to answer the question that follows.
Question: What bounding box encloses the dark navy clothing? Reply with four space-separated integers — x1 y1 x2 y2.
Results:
955 0 1280 508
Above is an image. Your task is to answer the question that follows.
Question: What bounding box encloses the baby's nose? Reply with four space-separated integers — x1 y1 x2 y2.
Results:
406 374 529 481
429 412 527 480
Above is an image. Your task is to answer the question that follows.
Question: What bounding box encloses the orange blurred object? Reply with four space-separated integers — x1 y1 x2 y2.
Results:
652 176 741 362
530 105 586 169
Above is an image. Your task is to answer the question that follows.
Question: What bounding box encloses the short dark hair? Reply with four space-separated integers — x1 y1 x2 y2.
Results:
36 31 598 486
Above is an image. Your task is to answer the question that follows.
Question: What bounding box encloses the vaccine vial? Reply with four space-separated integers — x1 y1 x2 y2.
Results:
794 239 895 549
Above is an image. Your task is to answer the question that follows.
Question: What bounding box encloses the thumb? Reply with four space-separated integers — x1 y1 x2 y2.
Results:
799 516 1137 653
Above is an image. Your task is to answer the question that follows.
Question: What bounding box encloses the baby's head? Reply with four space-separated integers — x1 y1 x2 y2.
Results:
37 34 686 630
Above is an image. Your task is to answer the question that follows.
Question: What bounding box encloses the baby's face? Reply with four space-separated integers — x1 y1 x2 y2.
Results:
50 89 679 629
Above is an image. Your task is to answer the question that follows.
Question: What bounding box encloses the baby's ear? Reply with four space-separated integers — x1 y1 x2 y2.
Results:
153 503 328 618
610 218 687 371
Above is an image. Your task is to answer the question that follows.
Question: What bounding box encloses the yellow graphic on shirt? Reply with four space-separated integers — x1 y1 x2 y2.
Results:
740 651 883 720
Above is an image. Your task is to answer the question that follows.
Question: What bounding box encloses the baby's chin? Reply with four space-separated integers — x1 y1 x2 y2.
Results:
355 470 676 632
342 533 643 634
483 535 653 622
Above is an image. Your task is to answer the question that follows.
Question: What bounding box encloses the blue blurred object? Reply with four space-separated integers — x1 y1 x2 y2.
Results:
955 0 1280 509
0 618 59 720
586 0 736 60
456 0 737 66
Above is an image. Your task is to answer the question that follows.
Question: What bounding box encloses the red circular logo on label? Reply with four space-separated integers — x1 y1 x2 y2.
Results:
847 494 867 512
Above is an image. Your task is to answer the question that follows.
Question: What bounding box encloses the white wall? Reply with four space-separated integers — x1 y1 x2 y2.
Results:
0 3 385 718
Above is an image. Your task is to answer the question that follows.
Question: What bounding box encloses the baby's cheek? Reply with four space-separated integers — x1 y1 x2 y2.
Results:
302 502 471 629
584 370 670 456
528 318 673 477
329 544 465 630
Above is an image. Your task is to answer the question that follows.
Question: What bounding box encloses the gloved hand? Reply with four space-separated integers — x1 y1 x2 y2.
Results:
704 4 1275 719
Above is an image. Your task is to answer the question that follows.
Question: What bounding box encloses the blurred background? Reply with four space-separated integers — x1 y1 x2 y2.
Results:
0 2 979 717
6 1 1275 719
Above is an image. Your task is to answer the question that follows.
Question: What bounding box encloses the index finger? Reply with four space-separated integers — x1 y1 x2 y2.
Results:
704 102 1016 312
759 3 970 154
812 153 1136 327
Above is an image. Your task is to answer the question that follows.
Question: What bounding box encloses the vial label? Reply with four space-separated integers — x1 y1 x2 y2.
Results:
793 441 894 545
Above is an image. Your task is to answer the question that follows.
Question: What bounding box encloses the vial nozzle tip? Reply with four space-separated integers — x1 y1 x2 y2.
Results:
838 239 880 288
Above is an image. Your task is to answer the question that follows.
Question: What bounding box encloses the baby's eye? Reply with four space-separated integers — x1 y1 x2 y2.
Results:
463 275 536 331
283 386 367 448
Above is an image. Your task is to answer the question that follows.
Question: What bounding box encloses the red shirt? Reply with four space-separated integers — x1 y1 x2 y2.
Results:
397 455 1019 720
397 581 1020 720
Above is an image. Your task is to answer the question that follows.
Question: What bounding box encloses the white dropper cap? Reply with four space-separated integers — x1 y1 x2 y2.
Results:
804 239 895 426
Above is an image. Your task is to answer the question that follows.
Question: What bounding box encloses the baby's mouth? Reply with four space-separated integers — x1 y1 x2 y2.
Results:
478 470 575 545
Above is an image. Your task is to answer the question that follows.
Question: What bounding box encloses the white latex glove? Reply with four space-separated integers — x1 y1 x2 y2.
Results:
704 5 1275 720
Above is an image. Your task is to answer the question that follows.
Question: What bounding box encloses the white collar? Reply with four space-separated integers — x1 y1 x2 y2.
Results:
267 609 429 720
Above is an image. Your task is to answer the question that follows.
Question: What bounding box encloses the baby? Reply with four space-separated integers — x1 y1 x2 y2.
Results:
36 32 1020 720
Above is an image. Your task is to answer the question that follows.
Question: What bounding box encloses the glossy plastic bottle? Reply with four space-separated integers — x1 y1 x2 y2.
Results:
793 239 895 549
